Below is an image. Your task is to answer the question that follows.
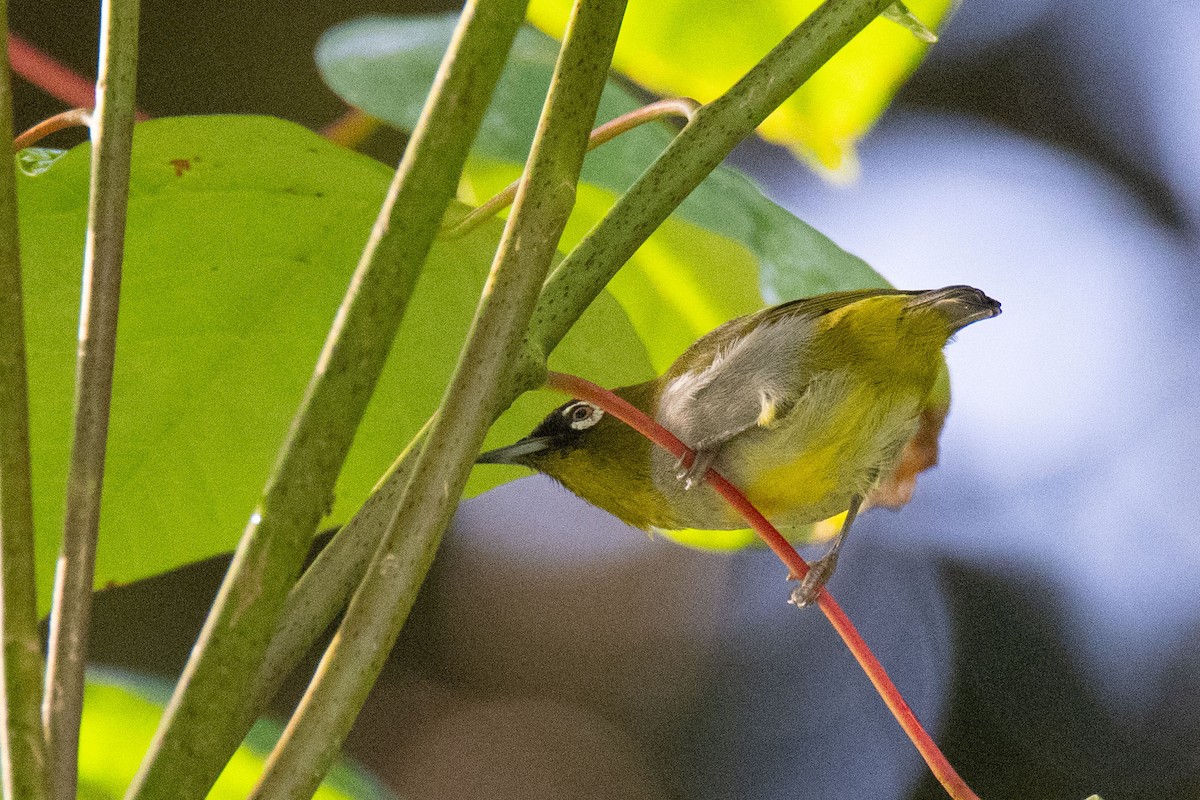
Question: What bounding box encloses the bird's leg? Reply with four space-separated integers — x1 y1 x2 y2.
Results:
789 494 864 608
675 447 718 490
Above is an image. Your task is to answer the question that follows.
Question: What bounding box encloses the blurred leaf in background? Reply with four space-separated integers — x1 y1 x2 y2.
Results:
315 13 888 370
78 672 391 799
527 0 955 177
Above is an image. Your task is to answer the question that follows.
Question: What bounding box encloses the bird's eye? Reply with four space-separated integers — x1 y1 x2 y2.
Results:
564 402 603 430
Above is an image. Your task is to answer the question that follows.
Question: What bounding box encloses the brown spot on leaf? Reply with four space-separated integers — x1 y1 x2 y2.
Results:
170 158 192 177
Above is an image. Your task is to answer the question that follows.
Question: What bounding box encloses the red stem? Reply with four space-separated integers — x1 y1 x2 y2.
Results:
13 108 91 150
544 370 979 800
319 107 381 149
7 33 148 120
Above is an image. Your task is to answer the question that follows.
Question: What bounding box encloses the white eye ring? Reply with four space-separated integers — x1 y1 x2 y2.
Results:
564 402 604 430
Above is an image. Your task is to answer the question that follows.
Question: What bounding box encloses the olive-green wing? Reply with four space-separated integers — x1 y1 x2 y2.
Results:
667 288 912 380
657 288 921 457
756 287 912 325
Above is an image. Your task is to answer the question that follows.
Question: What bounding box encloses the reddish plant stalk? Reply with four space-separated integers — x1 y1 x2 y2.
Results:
544 370 979 800
442 97 699 239
7 33 149 120
7 33 95 110
13 107 92 150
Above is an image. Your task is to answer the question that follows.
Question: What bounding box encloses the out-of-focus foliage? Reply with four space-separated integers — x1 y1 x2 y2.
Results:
527 0 955 176
78 674 391 799
315 15 888 367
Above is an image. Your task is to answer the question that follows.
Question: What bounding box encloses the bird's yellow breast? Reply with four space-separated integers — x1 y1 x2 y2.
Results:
739 379 927 523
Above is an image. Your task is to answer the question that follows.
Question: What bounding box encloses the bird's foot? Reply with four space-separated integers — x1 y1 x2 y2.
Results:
788 551 840 608
675 448 717 490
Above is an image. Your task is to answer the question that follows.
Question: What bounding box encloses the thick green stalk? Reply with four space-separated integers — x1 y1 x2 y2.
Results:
530 0 896 354
244 0 900 733
248 2 625 797
0 7 51 800
123 2 527 798
42 1 138 798
252 420 428 701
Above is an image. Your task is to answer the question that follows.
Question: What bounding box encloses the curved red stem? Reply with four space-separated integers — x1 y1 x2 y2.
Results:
13 108 91 150
544 370 979 800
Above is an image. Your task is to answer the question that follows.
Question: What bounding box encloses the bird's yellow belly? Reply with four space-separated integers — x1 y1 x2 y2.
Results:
650 372 931 532
733 384 925 526
743 441 847 521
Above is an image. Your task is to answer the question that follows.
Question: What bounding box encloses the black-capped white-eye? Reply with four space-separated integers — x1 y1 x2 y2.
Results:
562 401 604 430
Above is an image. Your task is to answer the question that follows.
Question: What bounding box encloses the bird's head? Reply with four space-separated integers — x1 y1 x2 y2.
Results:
478 398 613 470
476 384 674 529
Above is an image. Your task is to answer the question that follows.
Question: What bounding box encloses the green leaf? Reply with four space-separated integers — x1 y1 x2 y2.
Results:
527 0 954 176
316 12 887 361
460 159 763 371
78 672 391 799
18 115 653 612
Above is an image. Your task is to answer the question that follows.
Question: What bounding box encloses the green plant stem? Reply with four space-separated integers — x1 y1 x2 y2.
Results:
0 11 51 800
42 2 138 798
246 97 705 711
123 3 527 798
248 3 625 796
241 419 429 734
530 0 896 355
245 0 901 736
148 421 429 787
545 371 980 800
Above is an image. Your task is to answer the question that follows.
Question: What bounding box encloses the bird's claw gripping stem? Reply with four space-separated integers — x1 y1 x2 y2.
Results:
789 551 839 607
787 493 862 609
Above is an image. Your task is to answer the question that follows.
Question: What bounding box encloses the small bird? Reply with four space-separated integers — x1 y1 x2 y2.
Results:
478 286 1000 605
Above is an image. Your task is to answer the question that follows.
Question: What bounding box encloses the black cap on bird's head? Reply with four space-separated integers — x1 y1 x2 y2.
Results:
476 398 609 468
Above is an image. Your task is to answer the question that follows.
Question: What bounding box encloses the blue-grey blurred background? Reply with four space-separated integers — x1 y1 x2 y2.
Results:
11 0 1199 797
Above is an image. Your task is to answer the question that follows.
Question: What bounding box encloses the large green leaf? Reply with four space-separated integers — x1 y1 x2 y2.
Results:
18 115 653 611
528 0 954 176
315 14 887 354
79 673 391 799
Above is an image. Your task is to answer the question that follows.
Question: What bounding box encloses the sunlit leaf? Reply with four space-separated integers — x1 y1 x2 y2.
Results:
18 115 652 611
316 13 887 357
462 159 764 370
527 0 955 176
78 672 391 799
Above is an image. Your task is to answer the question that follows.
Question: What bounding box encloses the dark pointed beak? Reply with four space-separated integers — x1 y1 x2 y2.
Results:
476 436 553 465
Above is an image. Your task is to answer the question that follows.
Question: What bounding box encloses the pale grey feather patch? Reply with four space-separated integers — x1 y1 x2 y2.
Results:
658 314 816 452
